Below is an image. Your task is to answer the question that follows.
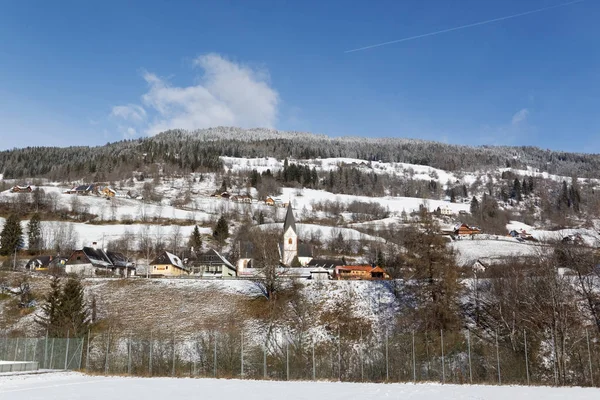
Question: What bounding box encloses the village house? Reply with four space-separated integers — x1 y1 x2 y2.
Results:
333 265 390 280
66 184 98 195
149 251 188 277
10 185 32 193
265 197 275 206
309 266 331 280
190 249 237 278
25 255 67 272
101 187 117 197
437 206 454 216
454 223 481 236
65 245 135 277
307 259 344 269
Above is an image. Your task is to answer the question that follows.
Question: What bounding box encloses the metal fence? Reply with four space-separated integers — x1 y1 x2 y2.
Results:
46 328 599 387
0 336 84 370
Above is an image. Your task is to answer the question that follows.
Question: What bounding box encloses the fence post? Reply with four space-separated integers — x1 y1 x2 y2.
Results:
467 330 473 384
14 337 18 361
64 330 70 370
85 329 90 372
385 329 389 381
263 342 267 379
495 330 501 385
32 338 37 364
44 330 48 369
440 329 445 384
128 335 132 375
78 337 84 370
104 329 110 374
338 328 341 381
172 334 176 377
214 334 217 378
240 332 244 378
24 338 27 361
360 329 364 382
312 338 315 381
524 330 530 385
49 338 55 369
586 329 594 387
286 342 289 381
149 332 153 376
412 330 416 383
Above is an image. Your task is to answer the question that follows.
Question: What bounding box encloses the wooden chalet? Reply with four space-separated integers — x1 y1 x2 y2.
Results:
333 265 390 280
10 185 32 193
454 223 481 236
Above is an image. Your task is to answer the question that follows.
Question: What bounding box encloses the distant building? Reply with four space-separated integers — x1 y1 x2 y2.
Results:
65 245 135 277
454 223 481 236
333 265 390 280
279 204 313 266
10 185 32 193
66 184 98 195
192 249 237 278
25 255 67 271
310 267 331 281
149 251 188 277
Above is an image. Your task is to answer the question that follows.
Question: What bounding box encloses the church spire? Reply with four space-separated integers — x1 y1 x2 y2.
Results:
283 202 296 234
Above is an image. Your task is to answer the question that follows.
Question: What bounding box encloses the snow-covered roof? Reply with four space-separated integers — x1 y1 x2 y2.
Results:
165 251 185 270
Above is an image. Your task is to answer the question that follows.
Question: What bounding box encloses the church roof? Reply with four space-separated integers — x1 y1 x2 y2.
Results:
283 203 296 234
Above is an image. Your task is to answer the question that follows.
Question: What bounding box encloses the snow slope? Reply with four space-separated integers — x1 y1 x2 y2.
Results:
221 156 483 187
1 372 598 400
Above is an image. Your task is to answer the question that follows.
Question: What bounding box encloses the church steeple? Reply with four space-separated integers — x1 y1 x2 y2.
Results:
283 202 296 235
282 202 298 266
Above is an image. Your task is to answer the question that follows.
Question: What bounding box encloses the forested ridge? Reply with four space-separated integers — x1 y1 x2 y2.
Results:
1 127 599 180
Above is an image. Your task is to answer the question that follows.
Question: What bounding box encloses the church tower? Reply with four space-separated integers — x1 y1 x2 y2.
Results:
282 203 298 266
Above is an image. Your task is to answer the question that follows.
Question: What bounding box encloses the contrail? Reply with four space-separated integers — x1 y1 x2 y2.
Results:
345 0 586 53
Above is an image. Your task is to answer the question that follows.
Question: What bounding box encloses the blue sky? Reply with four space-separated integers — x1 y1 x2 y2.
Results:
0 0 598 152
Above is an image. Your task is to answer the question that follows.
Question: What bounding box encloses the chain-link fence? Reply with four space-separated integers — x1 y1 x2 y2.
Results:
0 336 84 370
47 328 598 387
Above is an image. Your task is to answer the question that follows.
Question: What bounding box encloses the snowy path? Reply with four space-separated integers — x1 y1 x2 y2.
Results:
1 372 599 400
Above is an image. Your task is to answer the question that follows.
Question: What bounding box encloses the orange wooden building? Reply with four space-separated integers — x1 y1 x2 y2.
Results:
333 265 390 280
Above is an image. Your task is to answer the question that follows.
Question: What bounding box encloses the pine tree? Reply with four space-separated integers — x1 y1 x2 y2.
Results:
27 213 42 255
213 215 229 244
403 214 463 331
558 180 570 210
189 225 203 252
512 178 522 202
36 275 63 337
470 196 480 216
59 276 89 337
0 213 24 256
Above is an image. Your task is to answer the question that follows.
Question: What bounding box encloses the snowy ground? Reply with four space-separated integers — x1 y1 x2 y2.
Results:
1 372 598 400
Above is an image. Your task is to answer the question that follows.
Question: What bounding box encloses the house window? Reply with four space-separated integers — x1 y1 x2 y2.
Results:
76 256 81 261
288 238 293 245
153 266 156 269
166 266 169 269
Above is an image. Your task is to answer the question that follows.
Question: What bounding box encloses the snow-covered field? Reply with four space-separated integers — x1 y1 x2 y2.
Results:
1 372 598 400
451 238 541 266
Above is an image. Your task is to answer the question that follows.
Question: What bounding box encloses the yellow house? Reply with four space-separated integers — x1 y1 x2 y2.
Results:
102 187 117 197
149 251 189 277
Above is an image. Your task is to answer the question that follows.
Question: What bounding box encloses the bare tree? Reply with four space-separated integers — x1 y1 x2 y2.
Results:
251 229 284 301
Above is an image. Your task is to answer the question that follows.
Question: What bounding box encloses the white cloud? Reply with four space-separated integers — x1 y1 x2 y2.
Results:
111 53 279 137
511 108 529 125
110 104 147 123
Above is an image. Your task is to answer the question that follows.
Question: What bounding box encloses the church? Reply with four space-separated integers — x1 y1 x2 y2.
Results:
279 203 313 266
